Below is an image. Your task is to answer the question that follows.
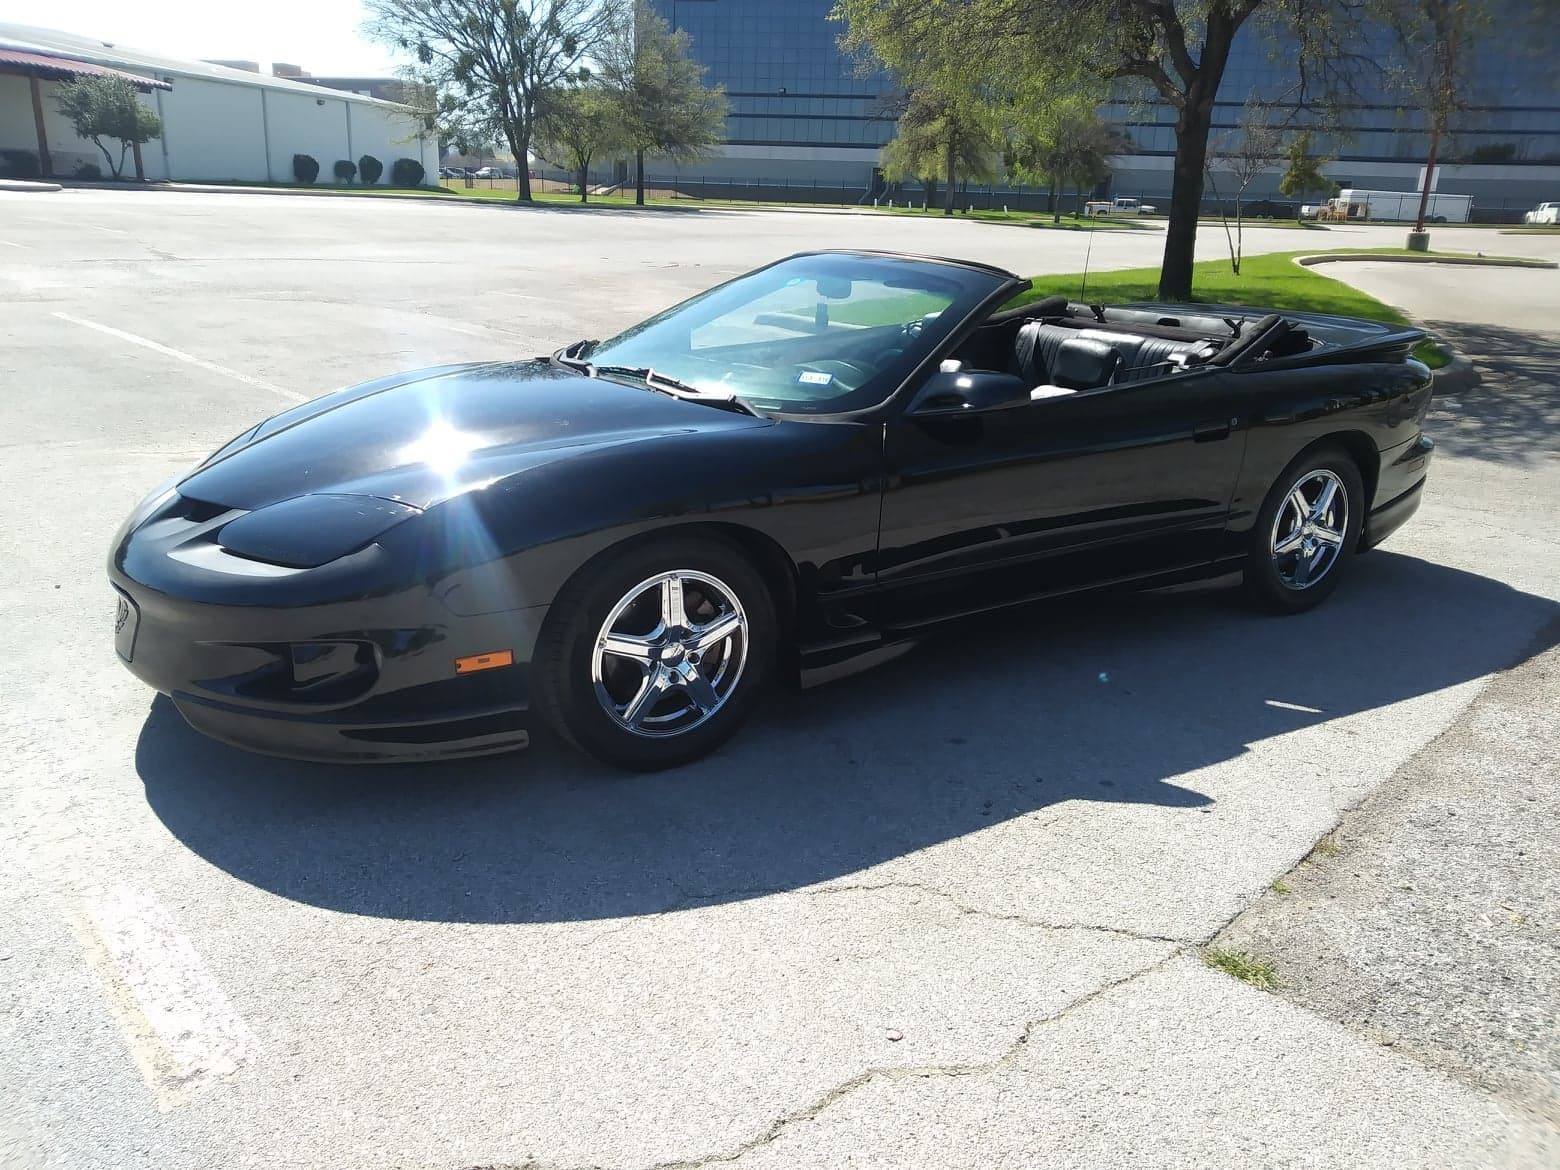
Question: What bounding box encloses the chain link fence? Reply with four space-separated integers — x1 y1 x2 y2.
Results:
444 167 1541 224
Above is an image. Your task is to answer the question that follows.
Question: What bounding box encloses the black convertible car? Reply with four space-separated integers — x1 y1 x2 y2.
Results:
111 250 1435 769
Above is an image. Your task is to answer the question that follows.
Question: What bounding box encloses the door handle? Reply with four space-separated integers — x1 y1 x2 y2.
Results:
1194 417 1236 442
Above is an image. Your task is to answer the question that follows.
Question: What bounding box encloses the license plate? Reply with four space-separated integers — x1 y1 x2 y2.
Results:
114 592 140 662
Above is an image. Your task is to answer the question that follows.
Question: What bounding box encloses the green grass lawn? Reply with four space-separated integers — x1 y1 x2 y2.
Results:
1010 249 1456 367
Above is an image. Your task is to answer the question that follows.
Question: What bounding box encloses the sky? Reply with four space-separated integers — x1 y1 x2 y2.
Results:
0 0 407 75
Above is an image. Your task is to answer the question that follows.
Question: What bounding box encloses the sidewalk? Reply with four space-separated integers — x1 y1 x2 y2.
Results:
1217 624 1560 1130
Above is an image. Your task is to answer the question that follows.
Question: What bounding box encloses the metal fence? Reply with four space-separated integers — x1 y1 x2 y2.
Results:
447 168 1539 224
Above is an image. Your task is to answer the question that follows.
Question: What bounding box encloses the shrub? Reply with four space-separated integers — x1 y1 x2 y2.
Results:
333 158 357 184
54 76 161 179
74 161 103 180
0 149 41 179
292 153 320 184
390 157 425 187
358 154 383 185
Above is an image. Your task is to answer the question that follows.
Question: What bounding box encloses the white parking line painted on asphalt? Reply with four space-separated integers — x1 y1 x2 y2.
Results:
0 239 23 247
50 312 307 402
424 317 529 340
25 216 130 235
73 886 255 1111
1265 699 1325 714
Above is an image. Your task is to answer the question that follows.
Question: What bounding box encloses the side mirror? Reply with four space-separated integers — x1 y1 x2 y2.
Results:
909 368 1032 416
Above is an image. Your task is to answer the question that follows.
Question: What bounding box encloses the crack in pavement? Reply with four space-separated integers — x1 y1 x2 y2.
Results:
527 639 1554 1170
675 878 1192 946
462 948 1184 1170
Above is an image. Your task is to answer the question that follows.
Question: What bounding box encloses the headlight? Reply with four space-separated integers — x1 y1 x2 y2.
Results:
217 493 420 568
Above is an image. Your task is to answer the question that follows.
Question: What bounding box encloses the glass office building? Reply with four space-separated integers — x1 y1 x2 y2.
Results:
649 0 1559 214
647 0 895 187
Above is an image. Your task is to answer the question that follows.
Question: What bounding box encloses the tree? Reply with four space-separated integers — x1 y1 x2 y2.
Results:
536 84 626 202
54 76 161 181
599 1 726 206
1007 101 1124 222
834 0 1372 299
879 87 998 213
368 0 617 202
1277 131 1334 214
1377 0 1492 242
1204 99 1282 272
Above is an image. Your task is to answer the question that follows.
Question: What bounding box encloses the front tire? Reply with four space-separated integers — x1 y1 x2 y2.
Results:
533 535 777 770
1244 447 1364 613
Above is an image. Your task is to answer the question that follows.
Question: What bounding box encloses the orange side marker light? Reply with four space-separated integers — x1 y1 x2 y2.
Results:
454 649 515 675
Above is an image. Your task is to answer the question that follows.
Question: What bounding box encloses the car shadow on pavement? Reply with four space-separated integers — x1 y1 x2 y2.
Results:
136 552 1559 924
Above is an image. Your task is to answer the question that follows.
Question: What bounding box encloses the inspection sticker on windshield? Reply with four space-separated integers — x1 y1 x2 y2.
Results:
797 371 834 386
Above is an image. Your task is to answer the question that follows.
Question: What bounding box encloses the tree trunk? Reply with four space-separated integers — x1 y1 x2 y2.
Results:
1158 5 1241 301
943 135 956 215
1412 126 1441 233
512 122 533 202
93 137 117 178
1158 96 1214 300
579 161 589 203
923 176 937 211
1046 174 1057 216
1233 192 1242 275
635 148 645 206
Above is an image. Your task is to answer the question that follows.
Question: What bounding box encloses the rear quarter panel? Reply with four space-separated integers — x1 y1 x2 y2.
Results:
1224 358 1433 546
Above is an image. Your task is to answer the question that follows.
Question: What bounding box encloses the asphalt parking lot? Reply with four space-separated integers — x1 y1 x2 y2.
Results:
2 190 1557 1169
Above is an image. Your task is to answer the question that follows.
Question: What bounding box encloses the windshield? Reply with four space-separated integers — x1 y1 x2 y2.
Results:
581 253 1008 413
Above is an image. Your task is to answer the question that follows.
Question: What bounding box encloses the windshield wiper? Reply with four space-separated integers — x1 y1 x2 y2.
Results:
552 339 596 374
592 364 761 417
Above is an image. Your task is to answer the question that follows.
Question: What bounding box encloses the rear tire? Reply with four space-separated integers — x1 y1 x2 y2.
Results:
1244 446 1364 614
533 535 777 770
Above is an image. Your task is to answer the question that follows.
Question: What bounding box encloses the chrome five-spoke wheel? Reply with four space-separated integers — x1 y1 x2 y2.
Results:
591 570 749 737
1270 469 1348 589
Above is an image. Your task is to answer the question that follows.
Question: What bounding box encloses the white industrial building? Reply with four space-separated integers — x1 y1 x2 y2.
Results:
0 23 437 184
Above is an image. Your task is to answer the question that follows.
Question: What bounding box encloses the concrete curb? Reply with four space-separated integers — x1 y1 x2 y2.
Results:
1430 352 1481 396
60 179 468 202
0 179 62 192
1293 251 1556 270
32 179 1151 227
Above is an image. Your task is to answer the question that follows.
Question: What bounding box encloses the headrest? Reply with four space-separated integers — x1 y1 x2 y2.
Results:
1052 337 1121 389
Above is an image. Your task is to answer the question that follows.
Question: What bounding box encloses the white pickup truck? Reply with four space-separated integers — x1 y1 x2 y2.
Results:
1524 201 1560 224
1084 196 1158 217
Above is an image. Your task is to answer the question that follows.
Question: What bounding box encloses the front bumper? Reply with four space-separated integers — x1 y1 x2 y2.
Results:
169 691 531 763
110 501 546 764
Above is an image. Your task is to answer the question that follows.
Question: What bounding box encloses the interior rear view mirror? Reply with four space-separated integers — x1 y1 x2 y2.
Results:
815 276 852 300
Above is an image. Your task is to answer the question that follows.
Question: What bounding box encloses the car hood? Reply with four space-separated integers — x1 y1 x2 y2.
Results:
177 361 770 512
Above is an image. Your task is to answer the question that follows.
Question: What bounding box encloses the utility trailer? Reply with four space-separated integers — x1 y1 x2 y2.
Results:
1326 188 1474 224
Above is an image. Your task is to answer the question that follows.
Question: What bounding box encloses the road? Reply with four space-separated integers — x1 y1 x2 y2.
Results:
1 190 1556 1169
